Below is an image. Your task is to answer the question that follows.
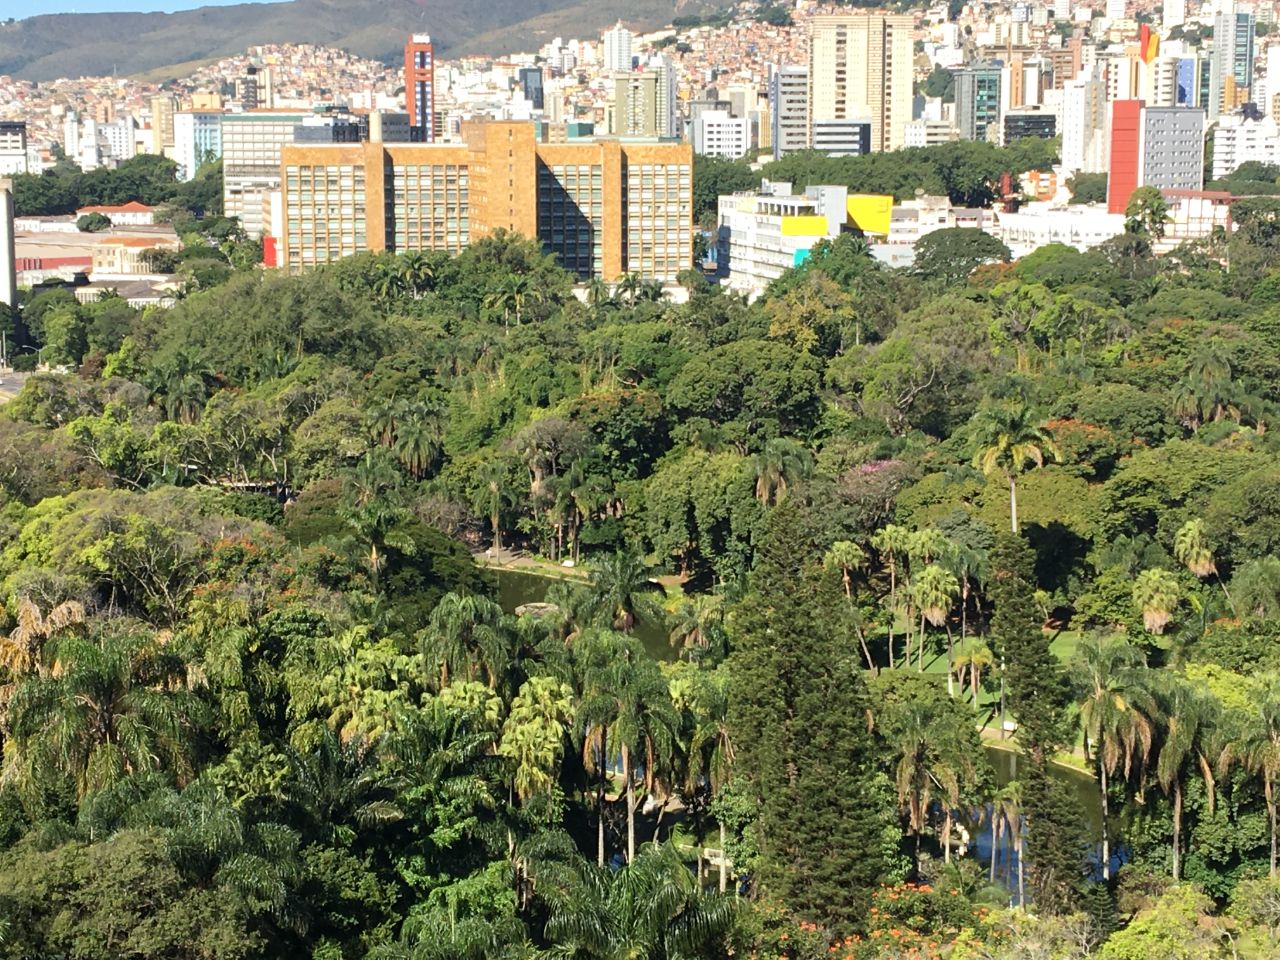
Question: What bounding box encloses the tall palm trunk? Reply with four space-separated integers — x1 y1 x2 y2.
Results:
1009 474 1019 534
1269 775 1278 879
887 561 897 669
943 809 952 863
622 742 635 862
971 661 980 708
596 728 607 867
990 814 1002 882
945 625 955 697
1100 763 1112 881
1016 826 1025 907
719 821 727 893
1172 779 1183 881
917 612 926 671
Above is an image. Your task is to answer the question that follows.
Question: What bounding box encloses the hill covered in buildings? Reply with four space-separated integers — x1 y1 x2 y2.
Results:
0 0 722 82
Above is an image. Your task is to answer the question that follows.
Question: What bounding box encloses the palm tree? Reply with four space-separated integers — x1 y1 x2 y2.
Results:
398 250 434 298
667 593 725 657
616 272 643 306
586 552 666 634
1076 635 1160 881
498 675 576 803
1174 518 1234 614
0 596 85 682
577 631 678 863
1153 676 1218 881
912 563 960 679
1132 568 1181 635
538 842 737 958
824 540 875 671
1221 676 1280 878
971 403 1062 533
420 593 511 690
1233 557 1280 620
749 438 813 506
393 407 443 479
586 276 616 314
285 728 404 847
871 523 911 669
990 780 1025 905
5 623 201 800
471 461 515 554
150 350 215 424
886 700 974 867
953 638 994 709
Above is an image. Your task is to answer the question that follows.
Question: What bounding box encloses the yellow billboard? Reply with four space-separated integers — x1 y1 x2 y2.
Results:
846 194 894 235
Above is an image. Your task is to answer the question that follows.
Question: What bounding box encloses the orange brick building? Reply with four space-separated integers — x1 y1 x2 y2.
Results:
277 121 692 282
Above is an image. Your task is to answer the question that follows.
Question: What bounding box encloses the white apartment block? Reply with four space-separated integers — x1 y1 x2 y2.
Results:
174 112 223 182
809 13 914 152
221 112 310 237
904 119 959 147
1211 115 1280 178
691 111 752 159
0 123 27 176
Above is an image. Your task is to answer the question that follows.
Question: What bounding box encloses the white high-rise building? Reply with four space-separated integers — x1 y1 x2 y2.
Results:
173 112 223 181
1106 0 1126 20
647 53 678 138
603 22 633 73
1061 68 1109 175
769 64 810 159
1164 0 1187 31
691 110 752 159
1212 115 1280 177
809 13 914 152
99 117 137 164
0 123 28 176
63 111 80 160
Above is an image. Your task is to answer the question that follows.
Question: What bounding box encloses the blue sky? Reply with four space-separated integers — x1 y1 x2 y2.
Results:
16 0 281 16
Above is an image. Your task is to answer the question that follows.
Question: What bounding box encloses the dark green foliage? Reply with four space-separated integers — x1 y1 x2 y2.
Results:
728 502 892 930
914 227 1012 286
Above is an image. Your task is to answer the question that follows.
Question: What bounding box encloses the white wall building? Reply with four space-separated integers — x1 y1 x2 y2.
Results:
0 123 27 176
173 112 223 181
716 180 847 299
995 203 1125 257
1061 69 1109 175
602 22 634 73
690 110 752 159
1211 115 1280 178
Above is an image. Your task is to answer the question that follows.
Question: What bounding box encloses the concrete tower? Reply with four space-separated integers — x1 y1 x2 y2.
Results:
0 179 15 313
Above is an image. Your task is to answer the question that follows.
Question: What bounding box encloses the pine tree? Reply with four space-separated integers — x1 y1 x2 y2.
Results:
728 502 894 931
987 533 1084 912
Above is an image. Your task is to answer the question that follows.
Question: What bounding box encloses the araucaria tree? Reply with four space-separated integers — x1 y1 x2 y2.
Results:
727 502 895 930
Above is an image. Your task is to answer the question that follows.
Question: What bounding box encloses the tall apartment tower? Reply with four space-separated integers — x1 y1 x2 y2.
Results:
808 13 913 152
603 22 634 72
1210 10 1256 117
405 34 436 143
955 64 1003 141
149 95 177 156
769 64 810 159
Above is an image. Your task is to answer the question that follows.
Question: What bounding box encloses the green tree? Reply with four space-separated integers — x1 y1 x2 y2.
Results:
1153 676 1219 881
1125 185 1171 239
971 402 1062 533
586 551 666 634
749 437 813 506
914 227 1012 286
728 502 895 930
1220 676 1280 878
1132 568 1182 635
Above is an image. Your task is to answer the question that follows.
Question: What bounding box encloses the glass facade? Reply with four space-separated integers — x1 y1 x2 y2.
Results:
537 162 603 279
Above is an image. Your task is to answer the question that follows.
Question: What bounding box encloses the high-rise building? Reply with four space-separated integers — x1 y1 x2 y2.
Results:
0 123 28 176
1211 10 1256 117
99 117 138 163
0 179 14 313
811 119 871 156
808 13 914 152
1003 109 1056 143
603 22 634 73
1061 68 1109 174
149 96 177 156
648 54 678 138
405 34 437 142
278 122 692 283
1259 43 1280 119
1107 100 1205 212
222 112 313 237
612 72 660 136
237 66 274 110
173 112 223 181
954 63 1003 141
63 112 80 161
769 64 810 159
519 67 545 111
1212 115 1280 177
690 110 752 159
1106 0 1126 20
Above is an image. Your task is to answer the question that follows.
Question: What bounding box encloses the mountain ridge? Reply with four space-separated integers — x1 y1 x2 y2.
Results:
0 0 719 82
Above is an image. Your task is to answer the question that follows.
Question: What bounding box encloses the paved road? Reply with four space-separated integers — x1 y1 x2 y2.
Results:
0 369 34 404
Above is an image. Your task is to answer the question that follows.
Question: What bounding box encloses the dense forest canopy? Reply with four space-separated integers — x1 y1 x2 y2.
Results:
6 155 1280 958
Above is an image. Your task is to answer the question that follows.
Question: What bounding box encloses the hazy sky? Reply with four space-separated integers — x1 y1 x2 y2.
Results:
15 0 281 16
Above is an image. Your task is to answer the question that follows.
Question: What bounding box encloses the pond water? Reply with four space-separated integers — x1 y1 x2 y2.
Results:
493 568 675 661
493 566 1111 888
